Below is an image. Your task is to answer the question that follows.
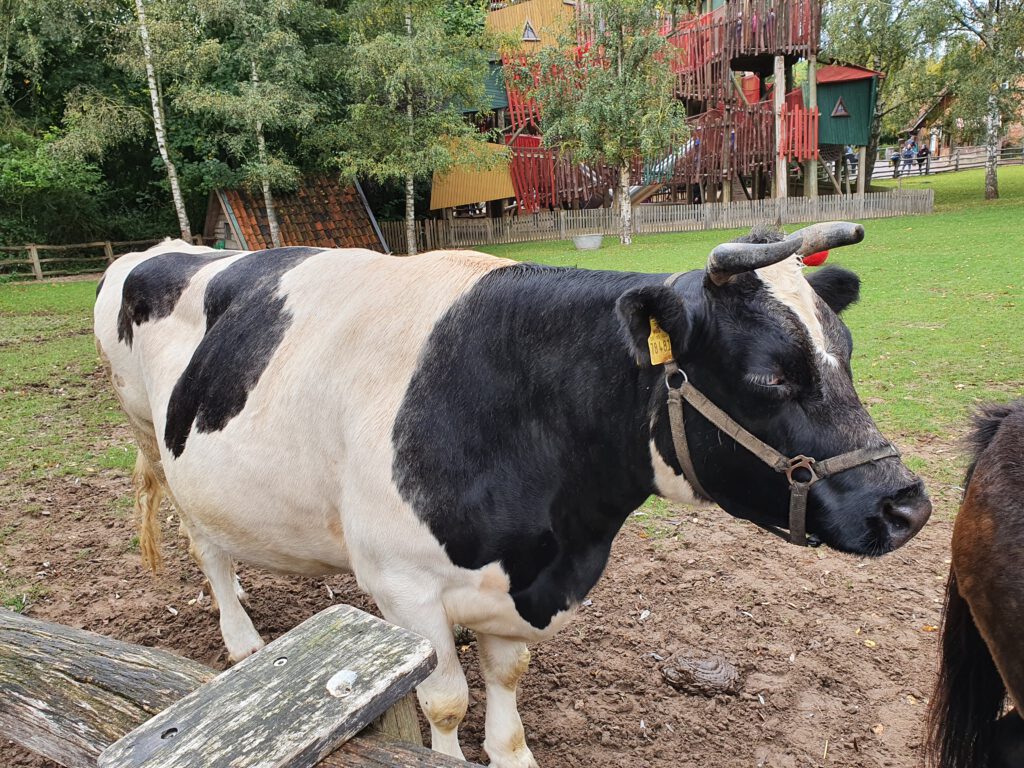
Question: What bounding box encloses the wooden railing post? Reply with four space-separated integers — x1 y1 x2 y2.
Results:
28 244 43 280
104 241 115 264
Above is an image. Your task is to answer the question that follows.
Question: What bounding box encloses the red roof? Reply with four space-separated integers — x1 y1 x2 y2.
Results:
816 64 883 84
209 176 387 252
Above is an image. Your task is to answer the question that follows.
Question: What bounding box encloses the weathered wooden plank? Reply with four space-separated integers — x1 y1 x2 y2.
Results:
365 693 422 745
99 605 436 768
0 610 214 768
0 610 473 768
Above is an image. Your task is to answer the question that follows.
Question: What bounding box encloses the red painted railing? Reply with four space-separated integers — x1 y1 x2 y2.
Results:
780 105 819 161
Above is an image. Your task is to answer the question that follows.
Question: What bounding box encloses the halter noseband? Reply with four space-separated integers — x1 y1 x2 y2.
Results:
659 273 900 546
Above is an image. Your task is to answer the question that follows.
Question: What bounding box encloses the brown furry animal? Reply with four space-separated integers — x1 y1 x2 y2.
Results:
927 399 1024 768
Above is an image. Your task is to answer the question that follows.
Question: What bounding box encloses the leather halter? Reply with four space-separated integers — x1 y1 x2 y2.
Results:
659 273 900 546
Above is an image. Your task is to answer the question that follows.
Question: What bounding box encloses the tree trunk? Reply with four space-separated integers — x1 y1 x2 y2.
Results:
1 2 13 99
864 112 882 189
405 173 417 256
619 164 633 245
133 0 191 240
984 93 1000 200
404 10 417 256
251 61 282 247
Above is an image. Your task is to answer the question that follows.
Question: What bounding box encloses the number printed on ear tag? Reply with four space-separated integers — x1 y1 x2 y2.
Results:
648 317 674 365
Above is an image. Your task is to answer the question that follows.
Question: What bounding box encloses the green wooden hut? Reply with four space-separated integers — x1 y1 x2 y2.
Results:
812 64 882 146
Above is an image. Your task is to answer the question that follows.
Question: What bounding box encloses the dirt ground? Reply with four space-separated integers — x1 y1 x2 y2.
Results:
0 435 957 768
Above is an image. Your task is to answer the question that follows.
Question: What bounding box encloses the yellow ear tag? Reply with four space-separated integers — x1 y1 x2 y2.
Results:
647 317 674 365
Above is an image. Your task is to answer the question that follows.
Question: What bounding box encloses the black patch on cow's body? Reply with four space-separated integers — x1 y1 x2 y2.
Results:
163 247 322 458
96 276 105 297
116 250 238 346
392 265 666 630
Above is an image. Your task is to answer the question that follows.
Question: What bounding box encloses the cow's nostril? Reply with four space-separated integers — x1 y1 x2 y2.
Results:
880 487 932 548
883 500 913 531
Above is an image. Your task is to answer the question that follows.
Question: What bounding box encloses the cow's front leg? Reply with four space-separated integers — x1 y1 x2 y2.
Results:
417 627 469 758
478 634 538 768
375 594 469 758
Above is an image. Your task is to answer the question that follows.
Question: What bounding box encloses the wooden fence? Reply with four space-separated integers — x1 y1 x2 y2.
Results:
0 239 163 281
379 189 933 254
870 145 1024 180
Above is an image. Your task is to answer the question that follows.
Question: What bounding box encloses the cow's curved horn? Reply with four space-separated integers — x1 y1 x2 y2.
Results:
786 221 865 257
705 221 866 286
706 235 804 286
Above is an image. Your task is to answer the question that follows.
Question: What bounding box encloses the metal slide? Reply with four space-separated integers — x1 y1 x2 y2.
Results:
628 139 700 204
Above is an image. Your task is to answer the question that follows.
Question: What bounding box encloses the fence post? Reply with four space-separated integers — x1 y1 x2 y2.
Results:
28 245 43 280
558 210 566 240
954 149 960 172
104 241 115 264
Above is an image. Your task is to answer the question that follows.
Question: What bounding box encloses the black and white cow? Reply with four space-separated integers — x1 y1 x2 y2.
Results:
94 225 931 767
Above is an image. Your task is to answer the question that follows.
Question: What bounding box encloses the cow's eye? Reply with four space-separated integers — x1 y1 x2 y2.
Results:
744 372 789 395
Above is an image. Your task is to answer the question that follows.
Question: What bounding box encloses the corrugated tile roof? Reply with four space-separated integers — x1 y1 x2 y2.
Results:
216 176 386 252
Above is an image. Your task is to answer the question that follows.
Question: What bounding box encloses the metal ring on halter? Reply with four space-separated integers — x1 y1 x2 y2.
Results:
664 366 688 390
784 455 818 486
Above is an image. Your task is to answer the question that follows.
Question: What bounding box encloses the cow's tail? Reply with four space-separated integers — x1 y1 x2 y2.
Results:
133 449 164 572
926 568 1004 768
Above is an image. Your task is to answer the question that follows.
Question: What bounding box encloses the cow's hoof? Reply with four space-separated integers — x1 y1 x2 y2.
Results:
484 743 538 768
226 634 265 664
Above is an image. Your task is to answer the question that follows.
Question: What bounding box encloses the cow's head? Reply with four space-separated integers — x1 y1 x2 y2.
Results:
617 223 931 555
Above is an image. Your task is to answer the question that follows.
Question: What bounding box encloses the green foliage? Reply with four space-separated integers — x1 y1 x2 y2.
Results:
166 0 347 194
878 57 946 141
0 119 109 243
335 0 502 187
823 0 944 83
523 0 688 170
936 0 1024 145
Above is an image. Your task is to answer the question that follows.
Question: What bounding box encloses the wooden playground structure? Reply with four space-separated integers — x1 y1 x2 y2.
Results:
433 0 881 217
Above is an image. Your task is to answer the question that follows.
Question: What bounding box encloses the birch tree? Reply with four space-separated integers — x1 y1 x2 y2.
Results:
134 0 191 239
938 0 1024 199
524 0 687 245
170 0 340 246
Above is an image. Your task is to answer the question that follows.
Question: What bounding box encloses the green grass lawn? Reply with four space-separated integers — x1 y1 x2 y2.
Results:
0 280 131 482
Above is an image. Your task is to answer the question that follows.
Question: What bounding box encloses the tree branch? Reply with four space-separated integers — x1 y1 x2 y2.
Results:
949 8 990 44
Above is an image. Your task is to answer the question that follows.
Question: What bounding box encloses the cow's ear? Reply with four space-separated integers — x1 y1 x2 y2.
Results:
807 266 860 315
615 285 688 365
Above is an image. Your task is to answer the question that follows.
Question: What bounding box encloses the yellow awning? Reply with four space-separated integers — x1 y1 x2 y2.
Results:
430 143 515 210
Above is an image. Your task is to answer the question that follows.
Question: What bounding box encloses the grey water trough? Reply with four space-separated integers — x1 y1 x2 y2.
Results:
572 233 603 250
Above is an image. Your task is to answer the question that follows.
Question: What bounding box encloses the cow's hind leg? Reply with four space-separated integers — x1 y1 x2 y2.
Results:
478 634 538 768
186 529 264 663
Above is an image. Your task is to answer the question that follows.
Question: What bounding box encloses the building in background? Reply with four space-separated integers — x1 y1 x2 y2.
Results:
204 176 388 253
